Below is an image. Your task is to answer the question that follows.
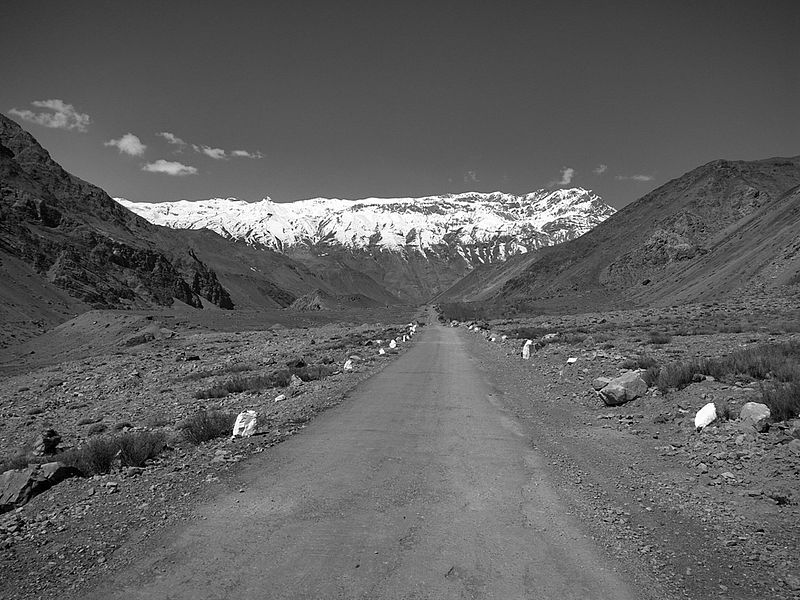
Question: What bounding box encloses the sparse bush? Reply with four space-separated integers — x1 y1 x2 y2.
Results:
182 363 255 381
179 410 237 445
656 341 800 392
291 364 335 382
648 331 672 345
60 436 120 475
759 381 800 421
193 364 333 399
87 422 108 436
116 431 166 467
59 430 167 475
715 402 735 421
621 354 659 371
642 366 661 387
0 450 31 472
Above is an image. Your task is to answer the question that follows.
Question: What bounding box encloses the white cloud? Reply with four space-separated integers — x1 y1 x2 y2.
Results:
104 133 146 156
8 99 91 132
593 164 608 175
142 159 198 176
549 166 575 187
231 149 264 159
615 174 654 182
157 131 187 148
193 144 227 160
463 170 478 184
157 132 262 160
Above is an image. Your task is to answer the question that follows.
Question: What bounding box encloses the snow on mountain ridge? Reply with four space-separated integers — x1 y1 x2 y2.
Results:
116 189 615 260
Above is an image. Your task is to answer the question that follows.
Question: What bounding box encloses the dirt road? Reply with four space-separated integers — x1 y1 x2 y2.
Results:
85 323 649 599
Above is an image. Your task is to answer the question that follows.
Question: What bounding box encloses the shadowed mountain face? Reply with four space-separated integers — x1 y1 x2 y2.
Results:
0 114 228 311
438 156 800 310
0 115 402 342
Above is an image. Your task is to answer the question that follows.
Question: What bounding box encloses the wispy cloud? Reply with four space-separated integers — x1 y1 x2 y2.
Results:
593 164 608 175
231 149 265 159
463 170 478 184
142 159 198 176
615 174 654 182
104 133 146 156
157 131 187 148
193 144 227 160
8 99 91 132
157 131 262 160
549 166 575 187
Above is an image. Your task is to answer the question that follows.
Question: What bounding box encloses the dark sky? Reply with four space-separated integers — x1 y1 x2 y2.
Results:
2 1 798 208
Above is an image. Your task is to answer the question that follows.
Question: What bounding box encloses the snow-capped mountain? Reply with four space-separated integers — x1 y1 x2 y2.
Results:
116 188 615 266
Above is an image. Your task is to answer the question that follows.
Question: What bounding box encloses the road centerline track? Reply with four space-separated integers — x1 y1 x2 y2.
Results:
87 323 638 599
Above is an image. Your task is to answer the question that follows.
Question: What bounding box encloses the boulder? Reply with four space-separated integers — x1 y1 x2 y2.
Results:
231 410 258 439
739 402 771 431
389 339 397 349
592 377 612 391
32 429 61 456
522 340 533 360
597 371 648 406
1 462 80 513
343 359 354 371
286 356 307 369
694 402 717 431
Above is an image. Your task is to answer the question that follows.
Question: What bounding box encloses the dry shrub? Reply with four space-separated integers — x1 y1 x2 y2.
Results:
182 363 255 381
116 431 167 467
59 430 167 475
656 341 800 392
179 410 237 445
0 450 32 472
193 364 333 400
648 331 673 345
759 381 800 421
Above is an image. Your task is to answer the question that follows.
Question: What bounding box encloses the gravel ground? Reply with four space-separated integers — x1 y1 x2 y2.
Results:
461 300 800 599
0 309 419 599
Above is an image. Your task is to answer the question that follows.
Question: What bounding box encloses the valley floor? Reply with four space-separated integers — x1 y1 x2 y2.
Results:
1 299 799 599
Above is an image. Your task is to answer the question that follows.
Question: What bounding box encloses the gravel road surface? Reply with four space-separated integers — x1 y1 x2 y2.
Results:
85 322 650 599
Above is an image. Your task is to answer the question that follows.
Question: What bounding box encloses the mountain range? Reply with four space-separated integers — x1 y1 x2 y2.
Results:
2 111 798 345
117 189 615 302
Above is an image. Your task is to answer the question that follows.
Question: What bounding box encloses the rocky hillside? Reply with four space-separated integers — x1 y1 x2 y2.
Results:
0 116 402 344
118 189 615 301
0 114 230 312
440 156 800 311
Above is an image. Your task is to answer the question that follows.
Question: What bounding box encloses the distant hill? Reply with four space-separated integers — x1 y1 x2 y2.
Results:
289 289 383 311
438 156 800 311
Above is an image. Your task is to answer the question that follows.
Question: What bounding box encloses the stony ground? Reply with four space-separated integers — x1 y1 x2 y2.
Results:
0 306 418 599
1 295 799 599
459 295 800 599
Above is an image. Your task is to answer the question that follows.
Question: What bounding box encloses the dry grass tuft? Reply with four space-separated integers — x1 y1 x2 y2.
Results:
59 430 167 475
179 410 237 445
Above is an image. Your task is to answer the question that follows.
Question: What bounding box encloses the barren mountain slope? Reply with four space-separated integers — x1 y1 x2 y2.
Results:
487 156 800 310
0 116 400 340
